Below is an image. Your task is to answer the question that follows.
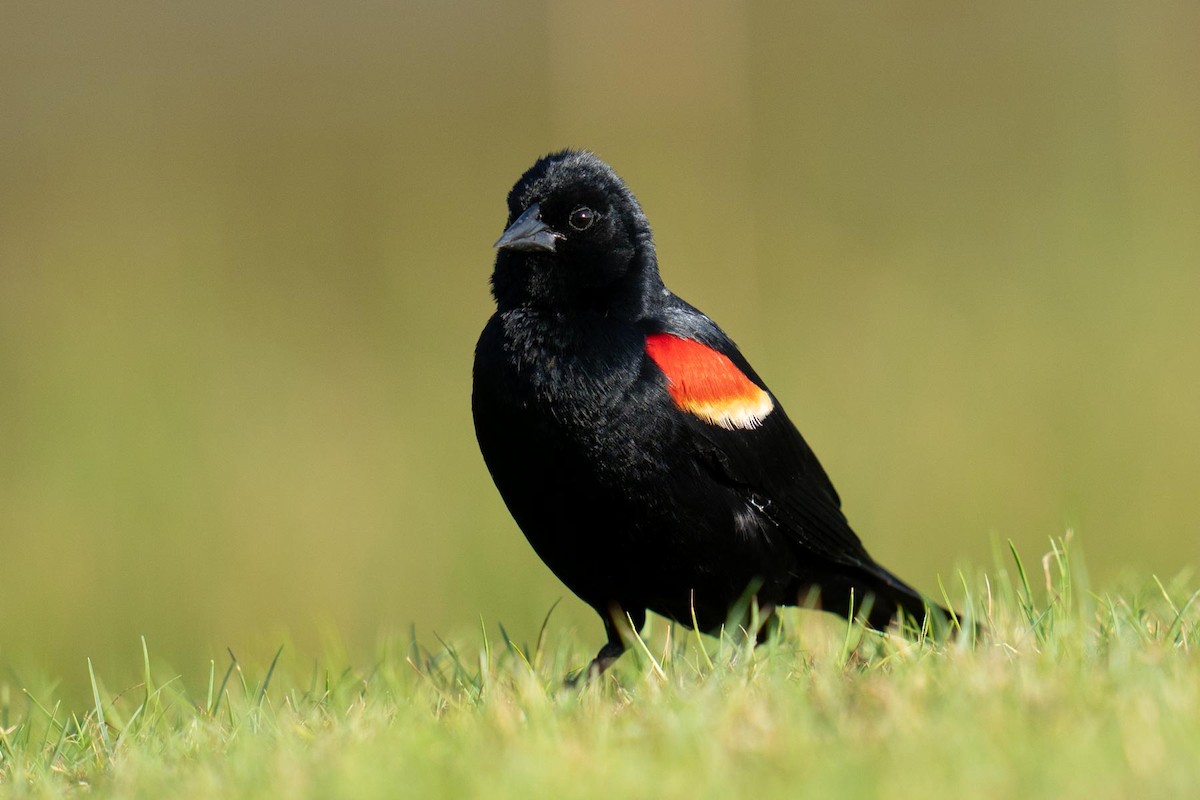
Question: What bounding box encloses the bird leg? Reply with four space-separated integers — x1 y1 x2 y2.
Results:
582 639 627 681
566 606 645 686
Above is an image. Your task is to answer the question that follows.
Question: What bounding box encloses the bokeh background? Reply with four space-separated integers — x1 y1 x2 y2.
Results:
3 2 1198 695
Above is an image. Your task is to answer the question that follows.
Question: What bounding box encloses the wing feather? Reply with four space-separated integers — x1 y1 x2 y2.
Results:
645 296 879 571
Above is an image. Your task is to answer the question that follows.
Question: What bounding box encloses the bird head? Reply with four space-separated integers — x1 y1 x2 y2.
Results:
491 150 660 315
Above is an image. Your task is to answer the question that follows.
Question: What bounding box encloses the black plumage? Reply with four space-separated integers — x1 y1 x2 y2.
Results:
473 150 953 676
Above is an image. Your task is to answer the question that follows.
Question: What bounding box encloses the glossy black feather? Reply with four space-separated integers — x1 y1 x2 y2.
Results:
473 150 952 676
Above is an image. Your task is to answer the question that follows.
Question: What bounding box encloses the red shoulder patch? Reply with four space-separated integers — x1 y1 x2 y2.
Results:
645 333 774 430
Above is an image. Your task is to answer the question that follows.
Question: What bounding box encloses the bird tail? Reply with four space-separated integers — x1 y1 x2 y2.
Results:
812 564 964 639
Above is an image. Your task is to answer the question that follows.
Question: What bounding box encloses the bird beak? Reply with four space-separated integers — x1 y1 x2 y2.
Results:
494 204 559 253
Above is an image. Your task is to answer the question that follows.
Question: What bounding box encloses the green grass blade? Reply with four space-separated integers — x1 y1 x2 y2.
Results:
211 651 238 718
86 657 111 756
257 645 285 708
689 590 715 671
625 613 666 681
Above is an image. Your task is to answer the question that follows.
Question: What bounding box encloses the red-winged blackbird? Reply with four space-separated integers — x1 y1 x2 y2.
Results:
473 150 953 677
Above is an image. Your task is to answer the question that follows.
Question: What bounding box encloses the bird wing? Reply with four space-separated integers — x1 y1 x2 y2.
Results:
646 297 879 572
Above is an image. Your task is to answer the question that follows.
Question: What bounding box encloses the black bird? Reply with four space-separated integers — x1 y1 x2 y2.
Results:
473 150 953 677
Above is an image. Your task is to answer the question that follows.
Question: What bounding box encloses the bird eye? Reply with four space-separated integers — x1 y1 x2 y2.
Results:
568 206 596 231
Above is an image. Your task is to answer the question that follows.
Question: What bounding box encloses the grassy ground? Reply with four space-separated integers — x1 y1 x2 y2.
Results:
2 539 1198 799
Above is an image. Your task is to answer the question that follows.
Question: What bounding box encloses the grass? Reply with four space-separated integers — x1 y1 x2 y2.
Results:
2 537 1199 799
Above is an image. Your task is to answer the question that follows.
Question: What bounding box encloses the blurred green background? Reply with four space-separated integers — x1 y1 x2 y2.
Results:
2 2 1198 692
